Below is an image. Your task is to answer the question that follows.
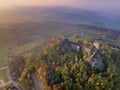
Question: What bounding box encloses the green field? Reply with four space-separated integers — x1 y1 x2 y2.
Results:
0 49 6 68
11 38 44 55
0 69 8 82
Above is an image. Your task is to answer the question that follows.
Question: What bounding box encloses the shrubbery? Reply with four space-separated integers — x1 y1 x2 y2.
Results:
8 39 120 90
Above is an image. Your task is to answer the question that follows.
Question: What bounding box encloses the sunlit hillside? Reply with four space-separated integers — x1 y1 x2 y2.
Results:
0 5 120 90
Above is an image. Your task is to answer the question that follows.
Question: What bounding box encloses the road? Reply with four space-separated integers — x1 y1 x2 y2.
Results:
31 73 42 90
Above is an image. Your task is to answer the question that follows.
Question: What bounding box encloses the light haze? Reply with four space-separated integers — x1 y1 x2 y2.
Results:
0 0 120 11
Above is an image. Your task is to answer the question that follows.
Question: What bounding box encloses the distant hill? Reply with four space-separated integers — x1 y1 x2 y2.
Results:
0 6 120 31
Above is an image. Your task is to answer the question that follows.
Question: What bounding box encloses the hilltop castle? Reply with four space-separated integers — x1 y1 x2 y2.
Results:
59 38 105 71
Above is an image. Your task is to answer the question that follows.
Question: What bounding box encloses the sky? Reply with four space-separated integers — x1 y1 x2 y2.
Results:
0 0 120 11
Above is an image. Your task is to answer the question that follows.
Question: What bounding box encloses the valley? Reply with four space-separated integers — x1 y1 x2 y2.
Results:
0 0 120 88
0 22 120 90
0 7 120 90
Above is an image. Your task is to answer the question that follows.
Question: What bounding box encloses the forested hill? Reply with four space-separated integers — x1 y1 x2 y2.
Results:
7 38 120 90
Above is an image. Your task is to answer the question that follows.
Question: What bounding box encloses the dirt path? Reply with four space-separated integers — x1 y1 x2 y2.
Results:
0 66 10 87
0 66 25 90
6 66 25 90
0 66 7 71
0 79 11 87
31 74 42 90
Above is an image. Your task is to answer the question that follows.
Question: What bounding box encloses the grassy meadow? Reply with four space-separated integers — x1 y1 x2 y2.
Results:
10 38 44 55
0 50 6 67
0 69 8 82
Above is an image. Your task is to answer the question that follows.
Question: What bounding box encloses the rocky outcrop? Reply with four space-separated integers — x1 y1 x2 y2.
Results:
87 50 105 71
59 38 71 53
59 38 105 71
59 38 81 53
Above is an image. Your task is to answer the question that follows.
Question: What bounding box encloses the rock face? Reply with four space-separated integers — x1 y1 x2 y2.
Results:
59 38 71 53
86 50 105 71
59 38 105 71
88 42 105 71
59 38 81 53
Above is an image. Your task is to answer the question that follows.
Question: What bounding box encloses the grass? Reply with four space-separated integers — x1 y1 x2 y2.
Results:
0 49 6 68
0 37 44 67
82 34 92 40
116 66 120 77
114 82 120 90
114 66 120 90
11 38 44 55
0 69 8 83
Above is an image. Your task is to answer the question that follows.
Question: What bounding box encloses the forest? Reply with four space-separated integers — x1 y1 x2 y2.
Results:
7 38 120 90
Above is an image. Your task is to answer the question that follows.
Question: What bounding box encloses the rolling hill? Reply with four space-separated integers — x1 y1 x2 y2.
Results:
0 6 120 30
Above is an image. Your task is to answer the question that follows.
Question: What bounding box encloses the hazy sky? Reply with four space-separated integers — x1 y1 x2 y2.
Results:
0 0 120 11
